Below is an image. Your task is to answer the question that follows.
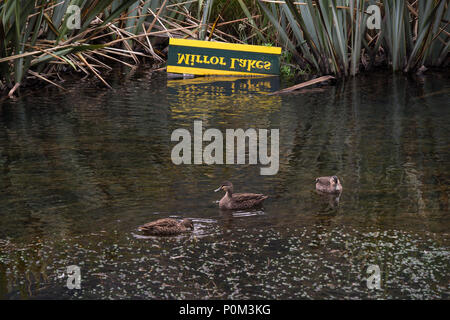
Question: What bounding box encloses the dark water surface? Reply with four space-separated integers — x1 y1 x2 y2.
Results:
0 70 449 299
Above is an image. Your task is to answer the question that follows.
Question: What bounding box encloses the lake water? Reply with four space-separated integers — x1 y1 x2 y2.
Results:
0 69 449 299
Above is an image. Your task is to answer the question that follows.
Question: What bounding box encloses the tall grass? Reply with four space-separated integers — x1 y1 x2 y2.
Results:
0 0 223 96
1 0 449 96
257 0 449 76
1 0 139 92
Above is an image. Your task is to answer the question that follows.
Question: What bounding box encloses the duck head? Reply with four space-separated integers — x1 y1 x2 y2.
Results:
214 181 234 194
181 218 194 230
331 176 342 192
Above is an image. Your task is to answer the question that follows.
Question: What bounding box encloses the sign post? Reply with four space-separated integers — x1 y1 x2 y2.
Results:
167 38 281 76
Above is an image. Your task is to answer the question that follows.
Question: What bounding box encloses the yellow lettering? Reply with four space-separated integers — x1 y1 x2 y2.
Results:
264 61 271 70
247 60 257 71
177 53 189 65
230 58 238 69
210 56 219 65
219 57 226 66
256 61 263 69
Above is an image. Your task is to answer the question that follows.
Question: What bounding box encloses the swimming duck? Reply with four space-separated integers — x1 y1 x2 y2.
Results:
138 218 194 236
315 176 343 193
214 181 268 210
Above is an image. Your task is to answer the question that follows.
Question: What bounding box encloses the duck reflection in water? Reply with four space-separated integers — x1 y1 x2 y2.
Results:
315 190 342 210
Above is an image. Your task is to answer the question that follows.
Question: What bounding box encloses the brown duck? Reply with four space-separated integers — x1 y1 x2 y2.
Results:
214 181 268 210
138 218 194 236
315 176 343 193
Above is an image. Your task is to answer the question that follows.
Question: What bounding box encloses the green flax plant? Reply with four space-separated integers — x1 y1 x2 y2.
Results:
1 0 143 92
0 0 221 95
257 0 449 77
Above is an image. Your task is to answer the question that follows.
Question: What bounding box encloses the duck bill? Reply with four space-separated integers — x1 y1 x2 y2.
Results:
214 187 222 192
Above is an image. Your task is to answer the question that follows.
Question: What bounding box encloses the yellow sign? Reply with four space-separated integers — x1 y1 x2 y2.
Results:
167 38 281 76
